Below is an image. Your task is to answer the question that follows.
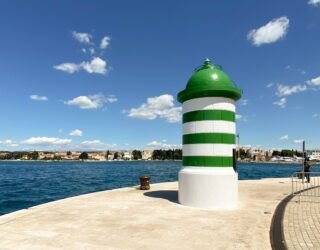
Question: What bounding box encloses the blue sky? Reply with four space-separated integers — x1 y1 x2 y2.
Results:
0 0 320 151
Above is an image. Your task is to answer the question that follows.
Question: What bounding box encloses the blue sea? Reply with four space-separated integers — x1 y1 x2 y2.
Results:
0 161 319 215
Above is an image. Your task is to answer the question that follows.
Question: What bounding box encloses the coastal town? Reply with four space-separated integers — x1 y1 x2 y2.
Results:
0 147 319 163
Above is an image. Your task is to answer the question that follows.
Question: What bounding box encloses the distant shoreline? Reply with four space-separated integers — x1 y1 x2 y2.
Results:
1 159 319 165
0 159 183 163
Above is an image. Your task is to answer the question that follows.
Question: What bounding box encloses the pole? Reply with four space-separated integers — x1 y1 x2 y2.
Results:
237 133 240 160
302 140 305 172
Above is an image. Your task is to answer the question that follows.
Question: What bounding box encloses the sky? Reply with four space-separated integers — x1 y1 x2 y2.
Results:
0 0 320 151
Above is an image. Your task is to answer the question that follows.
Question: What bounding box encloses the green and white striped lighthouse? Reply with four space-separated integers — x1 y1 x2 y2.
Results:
177 59 242 209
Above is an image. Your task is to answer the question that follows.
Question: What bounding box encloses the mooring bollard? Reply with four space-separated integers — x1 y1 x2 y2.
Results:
140 175 150 190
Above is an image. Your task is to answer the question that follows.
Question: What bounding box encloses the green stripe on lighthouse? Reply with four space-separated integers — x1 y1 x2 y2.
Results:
183 156 233 167
183 110 235 123
183 133 235 144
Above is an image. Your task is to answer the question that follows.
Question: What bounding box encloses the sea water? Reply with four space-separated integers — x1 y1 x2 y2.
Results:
0 161 319 215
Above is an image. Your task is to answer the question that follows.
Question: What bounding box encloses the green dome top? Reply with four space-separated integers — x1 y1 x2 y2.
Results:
177 59 242 103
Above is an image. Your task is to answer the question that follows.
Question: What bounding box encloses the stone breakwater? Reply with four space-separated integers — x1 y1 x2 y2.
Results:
0 178 292 250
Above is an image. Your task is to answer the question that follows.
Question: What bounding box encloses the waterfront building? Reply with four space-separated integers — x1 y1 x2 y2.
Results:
310 151 320 161
88 152 106 161
0 152 9 158
142 150 153 160
123 151 132 160
38 152 55 160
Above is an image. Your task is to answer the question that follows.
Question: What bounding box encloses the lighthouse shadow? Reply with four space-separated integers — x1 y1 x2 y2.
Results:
143 190 178 204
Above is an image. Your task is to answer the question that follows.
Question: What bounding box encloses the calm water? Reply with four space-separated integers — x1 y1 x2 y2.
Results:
0 161 319 215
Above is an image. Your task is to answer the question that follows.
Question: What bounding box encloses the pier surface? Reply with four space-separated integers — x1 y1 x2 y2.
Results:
0 178 292 250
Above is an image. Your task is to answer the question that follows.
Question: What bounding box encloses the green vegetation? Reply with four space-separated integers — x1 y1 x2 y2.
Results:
238 149 250 160
0 151 38 160
28 151 39 160
152 149 182 160
132 150 142 160
105 150 110 160
79 152 89 160
113 152 119 160
272 150 303 157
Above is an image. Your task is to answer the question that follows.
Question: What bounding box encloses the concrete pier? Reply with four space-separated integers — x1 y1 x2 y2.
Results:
0 178 292 250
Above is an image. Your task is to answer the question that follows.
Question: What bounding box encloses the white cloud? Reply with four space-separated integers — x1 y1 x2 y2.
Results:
72 31 92 44
239 99 248 106
106 95 118 103
53 63 80 73
64 94 117 110
312 113 319 118
100 36 111 49
0 139 19 147
21 137 72 146
247 16 289 46
266 83 274 88
276 84 307 97
279 135 289 140
55 58 107 75
273 97 287 108
307 76 320 87
81 140 104 146
308 0 320 6
293 139 304 144
146 140 181 149
54 57 107 75
236 114 247 122
88 48 95 55
77 140 117 150
81 57 107 74
69 129 83 137
127 94 182 123
30 95 48 101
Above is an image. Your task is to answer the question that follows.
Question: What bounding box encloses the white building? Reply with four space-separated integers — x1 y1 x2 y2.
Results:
310 151 320 161
123 151 132 160
142 150 153 160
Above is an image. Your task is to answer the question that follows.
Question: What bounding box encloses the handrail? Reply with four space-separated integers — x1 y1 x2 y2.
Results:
291 172 320 202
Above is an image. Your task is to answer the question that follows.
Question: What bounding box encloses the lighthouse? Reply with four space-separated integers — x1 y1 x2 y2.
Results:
177 59 242 209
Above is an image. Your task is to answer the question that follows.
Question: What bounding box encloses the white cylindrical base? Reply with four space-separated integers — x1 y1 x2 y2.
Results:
179 167 238 210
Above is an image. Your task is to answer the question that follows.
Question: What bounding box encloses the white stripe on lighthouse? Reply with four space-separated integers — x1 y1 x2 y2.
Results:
182 97 235 114
183 120 235 135
183 144 235 157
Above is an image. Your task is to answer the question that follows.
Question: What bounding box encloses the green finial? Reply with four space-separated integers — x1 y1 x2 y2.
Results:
203 58 213 68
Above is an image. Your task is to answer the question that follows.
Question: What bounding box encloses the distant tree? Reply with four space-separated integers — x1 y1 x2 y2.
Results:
132 150 142 160
113 152 119 160
79 152 89 160
105 150 110 160
28 151 39 160
67 151 72 156
272 150 281 157
173 149 182 160
281 150 294 157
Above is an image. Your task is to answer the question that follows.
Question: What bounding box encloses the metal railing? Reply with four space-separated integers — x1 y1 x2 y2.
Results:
291 172 320 202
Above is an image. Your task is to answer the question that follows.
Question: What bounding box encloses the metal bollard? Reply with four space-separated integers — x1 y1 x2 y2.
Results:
140 175 150 190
